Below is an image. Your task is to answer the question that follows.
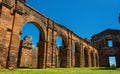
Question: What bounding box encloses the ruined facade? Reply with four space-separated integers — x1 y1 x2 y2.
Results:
18 36 38 68
91 29 120 68
0 0 98 69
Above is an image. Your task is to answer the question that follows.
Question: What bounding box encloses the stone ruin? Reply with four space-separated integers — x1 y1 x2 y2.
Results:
18 36 38 68
91 29 120 68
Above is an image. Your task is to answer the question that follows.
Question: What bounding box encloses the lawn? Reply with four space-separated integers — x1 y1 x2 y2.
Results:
0 67 120 74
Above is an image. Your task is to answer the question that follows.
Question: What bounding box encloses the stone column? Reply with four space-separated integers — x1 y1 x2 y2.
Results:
66 31 72 68
88 50 91 67
43 41 47 68
91 51 95 67
93 52 96 67
51 40 56 68
80 44 85 67
55 48 59 68
79 44 83 67
66 45 71 68
45 22 53 68
51 30 56 68
37 40 46 68
71 48 74 67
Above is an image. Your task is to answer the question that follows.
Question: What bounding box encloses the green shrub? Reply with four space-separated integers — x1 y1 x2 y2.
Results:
110 64 116 69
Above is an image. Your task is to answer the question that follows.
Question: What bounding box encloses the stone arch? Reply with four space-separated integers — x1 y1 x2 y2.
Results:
17 21 46 68
55 32 68 48
20 21 46 41
72 42 80 67
84 47 88 67
55 36 64 68
0 0 100 69
55 32 68 68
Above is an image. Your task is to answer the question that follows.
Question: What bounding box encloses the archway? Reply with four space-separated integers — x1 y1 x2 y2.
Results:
72 43 80 67
55 36 66 68
17 22 45 68
56 36 62 47
84 47 88 67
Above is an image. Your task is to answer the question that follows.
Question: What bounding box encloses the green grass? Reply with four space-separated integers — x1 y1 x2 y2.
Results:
0 67 120 74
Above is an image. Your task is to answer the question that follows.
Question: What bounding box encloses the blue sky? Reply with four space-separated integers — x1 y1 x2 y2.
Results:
22 0 120 45
109 57 116 66
20 0 120 66
25 0 120 39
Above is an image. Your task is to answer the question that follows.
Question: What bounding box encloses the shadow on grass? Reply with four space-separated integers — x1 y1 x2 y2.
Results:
91 67 117 70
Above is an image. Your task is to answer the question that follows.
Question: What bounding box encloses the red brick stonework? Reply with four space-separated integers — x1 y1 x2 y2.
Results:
0 0 98 69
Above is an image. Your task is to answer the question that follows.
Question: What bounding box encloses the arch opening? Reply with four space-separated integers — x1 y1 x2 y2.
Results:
17 22 45 69
72 43 80 67
56 36 63 47
20 23 40 46
55 36 66 68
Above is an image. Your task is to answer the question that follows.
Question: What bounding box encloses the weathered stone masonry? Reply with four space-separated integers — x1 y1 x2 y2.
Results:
91 29 120 68
18 36 38 68
0 0 98 69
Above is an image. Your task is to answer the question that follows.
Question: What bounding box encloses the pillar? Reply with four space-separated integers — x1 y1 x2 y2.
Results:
93 53 96 67
37 40 46 68
88 50 91 67
55 47 59 68
45 19 53 68
51 30 57 68
79 44 84 67
66 31 72 68
91 51 96 67
66 45 71 68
